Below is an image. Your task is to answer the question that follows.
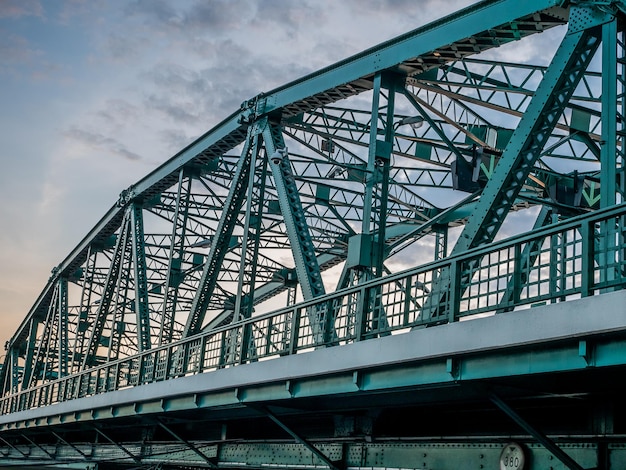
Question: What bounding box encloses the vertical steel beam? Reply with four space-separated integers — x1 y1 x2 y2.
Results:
599 18 620 289
433 225 448 261
619 28 626 202
362 73 383 238
160 169 192 346
374 75 396 278
234 132 265 321
107 215 135 362
131 203 151 352
601 18 617 208
28 283 60 386
57 277 69 378
234 134 266 363
9 347 20 395
185 129 255 337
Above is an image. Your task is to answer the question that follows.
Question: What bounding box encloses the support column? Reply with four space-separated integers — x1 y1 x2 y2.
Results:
19 318 38 391
233 133 265 363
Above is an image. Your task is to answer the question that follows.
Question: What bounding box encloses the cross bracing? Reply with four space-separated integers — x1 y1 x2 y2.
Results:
0 0 625 433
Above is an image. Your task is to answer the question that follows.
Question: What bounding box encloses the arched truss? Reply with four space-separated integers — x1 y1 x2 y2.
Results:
2 0 625 393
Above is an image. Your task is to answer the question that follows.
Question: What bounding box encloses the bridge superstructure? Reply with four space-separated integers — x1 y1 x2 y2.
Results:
1 1 626 469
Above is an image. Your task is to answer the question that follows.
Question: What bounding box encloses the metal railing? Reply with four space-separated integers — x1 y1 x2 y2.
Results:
2 203 625 415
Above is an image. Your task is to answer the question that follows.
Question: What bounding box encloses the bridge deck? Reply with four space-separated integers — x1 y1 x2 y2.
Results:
1 289 626 430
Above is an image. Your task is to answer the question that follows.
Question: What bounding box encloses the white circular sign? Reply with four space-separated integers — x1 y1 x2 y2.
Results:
499 442 525 470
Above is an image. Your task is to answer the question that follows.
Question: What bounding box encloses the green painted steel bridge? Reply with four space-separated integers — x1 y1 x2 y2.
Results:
1 1 626 469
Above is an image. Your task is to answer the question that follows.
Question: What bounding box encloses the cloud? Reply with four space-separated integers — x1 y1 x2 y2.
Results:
64 127 143 161
0 0 44 19
139 38 313 129
97 99 141 128
125 0 253 33
0 32 41 65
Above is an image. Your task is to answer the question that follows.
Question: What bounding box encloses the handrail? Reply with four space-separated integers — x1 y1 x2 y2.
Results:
2 203 625 414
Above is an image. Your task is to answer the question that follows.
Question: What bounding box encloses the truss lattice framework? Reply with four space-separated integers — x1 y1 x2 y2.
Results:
2 0 625 393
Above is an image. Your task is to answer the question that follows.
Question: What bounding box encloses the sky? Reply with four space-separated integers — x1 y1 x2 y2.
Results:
0 0 539 349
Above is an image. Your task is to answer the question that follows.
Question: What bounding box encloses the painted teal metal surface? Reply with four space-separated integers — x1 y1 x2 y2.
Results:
263 0 566 114
2 2 626 468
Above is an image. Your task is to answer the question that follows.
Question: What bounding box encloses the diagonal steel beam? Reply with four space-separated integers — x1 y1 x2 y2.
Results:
0 435 29 458
93 427 140 463
51 431 89 459
262 122 325 301
157 419 218 469
184 128 256 337
424 8 605 320
490 393 585 470
160 169 193 346
452 20 602 253
258 406 342 470
20 433 55 460
83 211 131 368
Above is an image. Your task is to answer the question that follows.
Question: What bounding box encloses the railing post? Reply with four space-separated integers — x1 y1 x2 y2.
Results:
75 372 83 399
239 323 252 364
355 286 367 341
512 243 522 307
288 306 301 355
198 335 207 373
581 219 594 297
448 260 460 322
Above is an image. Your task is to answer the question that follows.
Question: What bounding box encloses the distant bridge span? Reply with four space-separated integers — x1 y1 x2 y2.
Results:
1 1 626 469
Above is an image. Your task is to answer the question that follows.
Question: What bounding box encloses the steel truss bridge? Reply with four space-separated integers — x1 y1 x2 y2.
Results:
1 1 626 469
